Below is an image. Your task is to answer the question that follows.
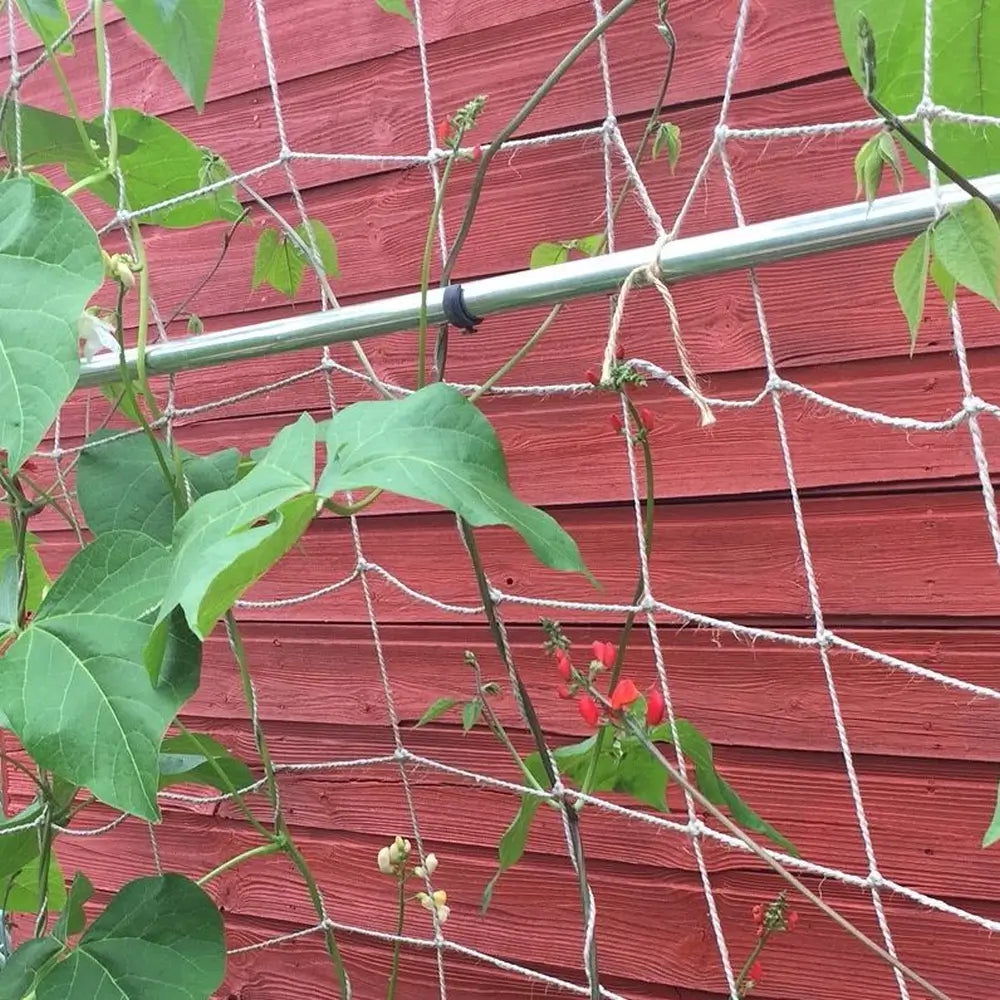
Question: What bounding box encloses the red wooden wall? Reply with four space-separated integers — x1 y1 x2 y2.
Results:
5 1 1000 997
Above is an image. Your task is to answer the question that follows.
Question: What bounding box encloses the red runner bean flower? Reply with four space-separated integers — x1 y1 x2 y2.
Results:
577 695 600 727
610 678 640 710
645 688 666 726
591 640 616 669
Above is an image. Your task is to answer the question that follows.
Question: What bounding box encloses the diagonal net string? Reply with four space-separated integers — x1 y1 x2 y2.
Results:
2 1 1000 997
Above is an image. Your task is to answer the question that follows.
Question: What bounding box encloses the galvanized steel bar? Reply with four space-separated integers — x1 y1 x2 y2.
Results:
76 174 1000 389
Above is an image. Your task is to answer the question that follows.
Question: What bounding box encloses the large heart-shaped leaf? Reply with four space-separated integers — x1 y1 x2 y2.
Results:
0 542 201 818
0 178 103 471
39 530 170 620
77 431 239 545
835 0 1000 176
148 414 318 674
318 383 592 578
0 874 225 999
1 105 241 228
112 0 224 111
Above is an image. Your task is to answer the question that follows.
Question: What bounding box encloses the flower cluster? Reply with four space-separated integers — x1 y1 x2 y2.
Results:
376 836 450 925
739 893 800 995
436 94 488 156
541 621 666 731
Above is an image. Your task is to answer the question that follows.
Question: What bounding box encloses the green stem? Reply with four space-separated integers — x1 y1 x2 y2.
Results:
439 0 642 285
45 46 91 156
385 875 406 1000
284 836 351 999
323 488 382 517
92 0 117 172
469 307 560 403
172 718 272 842
32 802 54 937
196 839 284 886
62 169 110 198
576 396 655 808
128 220 161 417
416 151 457 388
866 92 1000 223
467 656 545 791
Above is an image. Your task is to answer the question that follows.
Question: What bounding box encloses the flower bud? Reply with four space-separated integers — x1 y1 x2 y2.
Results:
555 649 572 681
639 406 655 432
578 695 600 727
645 688 666 726
609 412 623 434
377 846 394 875
584 368 600 386
414 853 439 879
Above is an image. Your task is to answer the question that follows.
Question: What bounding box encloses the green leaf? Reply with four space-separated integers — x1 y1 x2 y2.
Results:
186 313 204 336
252 226 304 296
835 0 1000 177
376 0 414 20
52 872 93 942
892 230 930 351
651 121 681 171
1 105 240 228
649 720 797 854
573 233 605 258
0 104 101 172
0 555 16 633
930 253 957 305
77 432 239 545
984 780 1000 847
481 751 548 912
8 873 225 1000
0 178 103 471
318 383 592 579
529 241 569 269
69 110 242 228
0 938 63 1000
876 131 904 189
4 851 67 915
149 414 318 670
0 613 185 819
38 530 170 620
158 733 254 794
98 381 145 426
296 219 340 278
853 134 883 206
461 698 482 733
111 0 223 111
931 199 1000 306
414 697 459 727
481 796 541 913
0 520 49 617
14 0 73 54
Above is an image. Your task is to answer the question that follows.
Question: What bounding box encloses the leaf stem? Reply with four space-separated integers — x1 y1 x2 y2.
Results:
62 169 110 199
323 488 382 517
385 874 406 1000
196 839 284 886
91 0 117 172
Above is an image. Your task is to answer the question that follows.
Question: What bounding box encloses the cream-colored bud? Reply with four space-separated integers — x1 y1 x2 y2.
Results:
377 846 394 875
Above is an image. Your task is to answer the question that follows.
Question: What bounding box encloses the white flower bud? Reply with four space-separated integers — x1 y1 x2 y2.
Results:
414 853 438 880
377 846 394 875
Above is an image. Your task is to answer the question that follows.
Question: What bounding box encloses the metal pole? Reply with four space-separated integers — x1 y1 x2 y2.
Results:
77 174 1000 389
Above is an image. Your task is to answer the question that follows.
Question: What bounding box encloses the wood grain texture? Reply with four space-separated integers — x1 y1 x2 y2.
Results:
5 2 1000 998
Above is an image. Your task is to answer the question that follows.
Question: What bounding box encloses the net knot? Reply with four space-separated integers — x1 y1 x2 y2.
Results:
600 234 715 427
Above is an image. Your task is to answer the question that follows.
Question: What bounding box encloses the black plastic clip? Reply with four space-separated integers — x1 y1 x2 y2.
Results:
441 283 482 333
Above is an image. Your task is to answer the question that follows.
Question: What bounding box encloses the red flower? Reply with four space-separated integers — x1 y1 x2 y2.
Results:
748 959 763 983
610 678 640 710
751 904 763 924
614 343 625 361
555 649 572 681
469 144 482 162
645 688 665 726
786 910 799 930
609 412 623 434
556 684 573 700
584 368 600 386
591 640 616 669
639 406 656 432
436 117 452 147
578 695 600 727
